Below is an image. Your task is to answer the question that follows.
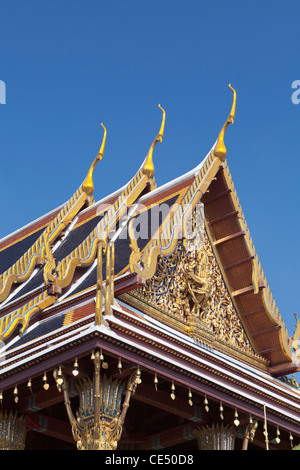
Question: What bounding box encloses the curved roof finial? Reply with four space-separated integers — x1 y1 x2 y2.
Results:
214 84 236 161
142 104 165 178
82 123 107 195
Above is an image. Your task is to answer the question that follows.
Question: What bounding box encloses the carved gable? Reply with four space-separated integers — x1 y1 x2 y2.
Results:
128 220 254 356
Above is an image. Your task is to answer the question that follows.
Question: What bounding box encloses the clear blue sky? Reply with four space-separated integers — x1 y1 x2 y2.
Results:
0 1 299 362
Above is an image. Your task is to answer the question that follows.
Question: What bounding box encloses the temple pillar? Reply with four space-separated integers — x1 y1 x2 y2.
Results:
193 423 237 450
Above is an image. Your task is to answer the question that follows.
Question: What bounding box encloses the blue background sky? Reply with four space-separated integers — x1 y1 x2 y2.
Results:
0 1 299 367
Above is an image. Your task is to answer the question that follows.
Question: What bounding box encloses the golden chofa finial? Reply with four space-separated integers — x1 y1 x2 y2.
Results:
142 104 165 178
82 123 107 195
214 84 236 162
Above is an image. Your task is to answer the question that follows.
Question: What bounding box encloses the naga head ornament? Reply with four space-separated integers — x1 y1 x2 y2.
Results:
142 104 166 179
214 84 236 161
82 122 107 195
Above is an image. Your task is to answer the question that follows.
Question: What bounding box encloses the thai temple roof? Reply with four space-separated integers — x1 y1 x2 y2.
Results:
1 86 300 449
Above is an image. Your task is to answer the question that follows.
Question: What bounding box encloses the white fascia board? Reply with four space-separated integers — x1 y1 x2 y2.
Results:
107 315 300 418
116 300 300 401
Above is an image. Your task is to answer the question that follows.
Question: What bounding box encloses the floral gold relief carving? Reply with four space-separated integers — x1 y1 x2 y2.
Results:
134 226 253 354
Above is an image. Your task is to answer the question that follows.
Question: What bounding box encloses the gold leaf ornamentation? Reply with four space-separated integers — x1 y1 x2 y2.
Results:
134 221 253 353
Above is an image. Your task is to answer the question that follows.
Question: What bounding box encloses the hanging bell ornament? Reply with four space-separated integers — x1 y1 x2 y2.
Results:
136 366 142 384
219 402 224 420
13 386 18 403
100 350 108 369
43 372 49 391
117 357 122 374
170 381 176 400
234 408 240 426
275 427 280 444
204 395 209 412
188 388 193 406
72 358 79 376
56 366 64 386
154 374 158 391
27 378 33 394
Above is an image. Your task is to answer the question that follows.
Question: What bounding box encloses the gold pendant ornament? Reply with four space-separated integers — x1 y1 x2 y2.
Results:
43 372 49 391
170 381 176 400
204 395 209 412
233 409 240 427
188 388 193 406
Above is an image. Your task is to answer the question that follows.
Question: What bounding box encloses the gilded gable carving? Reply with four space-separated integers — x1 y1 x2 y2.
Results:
132 225 253 354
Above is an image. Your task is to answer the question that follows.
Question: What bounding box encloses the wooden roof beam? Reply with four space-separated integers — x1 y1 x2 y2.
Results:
19 381 77 413
251 325 281 338
208 210 239 226
213 231 245 246
202 188 232 205
144 422 196 450
225 255 254 270
231 284 265 298
242 306 267 317
269 362 300 376
29 413 73 443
